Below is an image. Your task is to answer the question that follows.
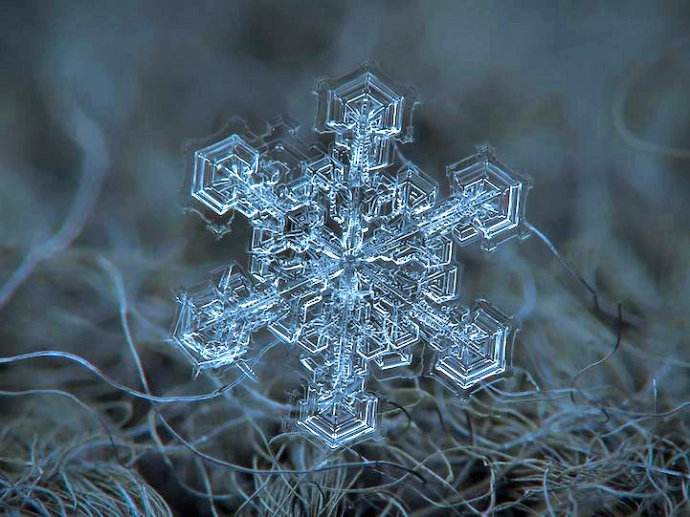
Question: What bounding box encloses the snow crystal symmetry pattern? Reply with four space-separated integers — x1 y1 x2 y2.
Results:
172 66 532 449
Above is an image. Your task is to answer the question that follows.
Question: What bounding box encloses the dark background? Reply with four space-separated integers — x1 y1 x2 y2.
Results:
1 1 690 514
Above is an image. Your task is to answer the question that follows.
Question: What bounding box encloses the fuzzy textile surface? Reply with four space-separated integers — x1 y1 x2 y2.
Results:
1 1 690 515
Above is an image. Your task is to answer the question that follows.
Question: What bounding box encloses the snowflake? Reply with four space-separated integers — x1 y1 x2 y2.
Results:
172 66 531 448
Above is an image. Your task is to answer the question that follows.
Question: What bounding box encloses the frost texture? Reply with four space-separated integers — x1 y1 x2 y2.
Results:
172 66 531 448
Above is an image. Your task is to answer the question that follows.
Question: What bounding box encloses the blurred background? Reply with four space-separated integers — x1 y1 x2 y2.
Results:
1 1 689 514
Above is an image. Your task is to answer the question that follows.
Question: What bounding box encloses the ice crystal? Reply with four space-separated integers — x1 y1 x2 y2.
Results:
172 66 531 448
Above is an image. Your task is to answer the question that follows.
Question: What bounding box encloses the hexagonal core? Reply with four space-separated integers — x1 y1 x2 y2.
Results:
191 134 260 215
298 392 378 448
432 301 511 391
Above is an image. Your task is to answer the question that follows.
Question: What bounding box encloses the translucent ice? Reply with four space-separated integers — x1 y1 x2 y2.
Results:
172 66 531 448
